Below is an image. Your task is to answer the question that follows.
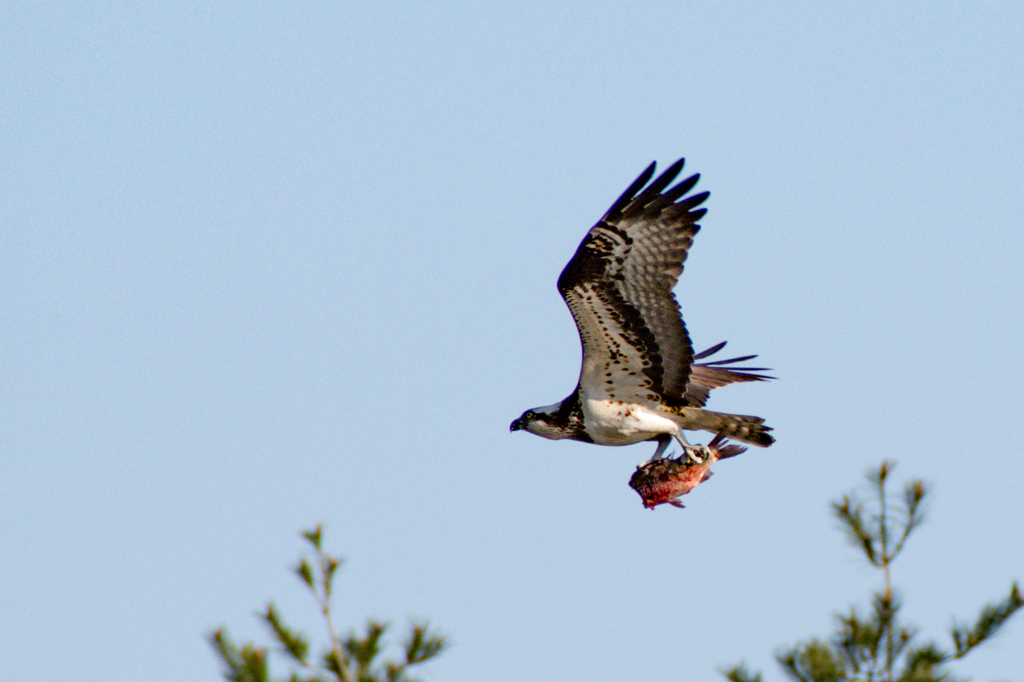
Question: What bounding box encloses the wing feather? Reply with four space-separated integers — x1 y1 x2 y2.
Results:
683 342 774 407
557 160 708 403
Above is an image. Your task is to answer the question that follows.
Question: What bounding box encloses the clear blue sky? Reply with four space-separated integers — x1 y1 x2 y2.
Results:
2 2 1022 680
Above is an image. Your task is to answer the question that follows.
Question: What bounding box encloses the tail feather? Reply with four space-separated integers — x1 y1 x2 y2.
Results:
707 433 748 459
672 406 775 447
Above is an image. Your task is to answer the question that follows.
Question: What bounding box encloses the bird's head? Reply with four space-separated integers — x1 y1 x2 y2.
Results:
510 403 566 440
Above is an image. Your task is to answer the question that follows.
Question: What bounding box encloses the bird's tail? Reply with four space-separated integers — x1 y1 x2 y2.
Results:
671 407 775 447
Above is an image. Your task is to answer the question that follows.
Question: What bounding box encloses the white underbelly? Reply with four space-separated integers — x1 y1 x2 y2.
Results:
581 399 679 445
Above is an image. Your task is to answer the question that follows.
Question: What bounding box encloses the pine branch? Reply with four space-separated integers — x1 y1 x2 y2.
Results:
723 461 1021 682
297 526 354 682
295 558 315 590
721 662 764 682
896 643 949 682
209 526 448 682
949 582 1023 659
777 639 844 682
891 481 927 557
833 496 879 567
209 628 271 682
301 527 323 551
404 621 449 665
344 620 389 677
262 603 310 666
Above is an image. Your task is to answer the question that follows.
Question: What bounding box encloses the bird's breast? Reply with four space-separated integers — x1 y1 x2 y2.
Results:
581 399 678 445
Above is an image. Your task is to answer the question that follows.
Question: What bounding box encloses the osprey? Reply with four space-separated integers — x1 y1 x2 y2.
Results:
510 159 774 462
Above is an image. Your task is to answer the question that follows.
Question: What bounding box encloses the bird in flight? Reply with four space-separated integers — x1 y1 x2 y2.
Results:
510 159 774 463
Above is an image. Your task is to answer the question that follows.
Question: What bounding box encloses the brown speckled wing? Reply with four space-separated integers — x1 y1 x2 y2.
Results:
557 160 707 403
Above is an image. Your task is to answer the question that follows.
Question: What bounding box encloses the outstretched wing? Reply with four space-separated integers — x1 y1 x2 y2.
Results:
557 159 708 404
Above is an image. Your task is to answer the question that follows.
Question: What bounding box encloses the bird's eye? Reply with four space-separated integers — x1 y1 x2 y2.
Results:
525 411 536 419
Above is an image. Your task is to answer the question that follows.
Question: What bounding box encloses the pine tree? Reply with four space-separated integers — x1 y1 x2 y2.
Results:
209 526 449 682
723 461 1021 682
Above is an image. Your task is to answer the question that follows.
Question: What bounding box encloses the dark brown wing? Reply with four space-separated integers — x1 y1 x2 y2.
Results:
557 160 708 403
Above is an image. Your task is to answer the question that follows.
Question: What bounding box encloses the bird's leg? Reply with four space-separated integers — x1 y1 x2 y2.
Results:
674 431 711 465
650 435 673 460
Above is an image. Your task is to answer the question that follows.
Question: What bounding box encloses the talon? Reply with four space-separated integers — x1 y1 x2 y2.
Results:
683 445 710 465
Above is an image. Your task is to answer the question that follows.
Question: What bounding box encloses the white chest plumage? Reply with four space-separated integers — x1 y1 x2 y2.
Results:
580 399 679 445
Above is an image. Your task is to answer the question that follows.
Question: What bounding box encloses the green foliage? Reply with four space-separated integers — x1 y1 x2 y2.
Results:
722 462 1021 682
210 629 269 682
723 661 764 682
209 526 449 682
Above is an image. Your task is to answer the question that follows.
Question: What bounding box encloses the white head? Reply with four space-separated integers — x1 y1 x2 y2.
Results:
509 402 568 440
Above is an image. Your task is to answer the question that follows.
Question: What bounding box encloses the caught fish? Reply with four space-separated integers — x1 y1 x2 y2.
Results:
629 434 748 509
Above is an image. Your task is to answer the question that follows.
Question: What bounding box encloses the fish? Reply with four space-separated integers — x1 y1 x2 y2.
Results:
629 434 748 509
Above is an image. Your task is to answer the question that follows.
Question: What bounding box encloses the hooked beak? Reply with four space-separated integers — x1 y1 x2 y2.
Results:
510 418 522 432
